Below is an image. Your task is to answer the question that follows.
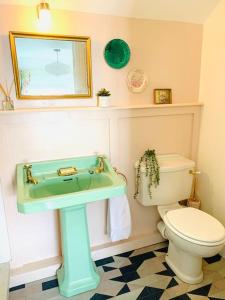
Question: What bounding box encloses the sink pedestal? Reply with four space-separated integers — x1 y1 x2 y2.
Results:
57 204 100 297
17 155 126 297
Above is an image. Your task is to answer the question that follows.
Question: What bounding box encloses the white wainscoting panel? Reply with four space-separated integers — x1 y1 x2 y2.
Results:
0 104 202 285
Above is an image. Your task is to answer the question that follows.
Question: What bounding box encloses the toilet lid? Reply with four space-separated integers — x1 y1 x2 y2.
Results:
165 207 225 244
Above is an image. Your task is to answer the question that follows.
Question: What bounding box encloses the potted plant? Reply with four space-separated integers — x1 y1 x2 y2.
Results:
97 88 111 107
134 149 160 200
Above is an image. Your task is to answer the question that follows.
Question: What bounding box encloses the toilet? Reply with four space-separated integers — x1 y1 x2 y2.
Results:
135 154 225 284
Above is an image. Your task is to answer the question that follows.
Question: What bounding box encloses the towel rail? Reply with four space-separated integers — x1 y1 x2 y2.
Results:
113 167 128 184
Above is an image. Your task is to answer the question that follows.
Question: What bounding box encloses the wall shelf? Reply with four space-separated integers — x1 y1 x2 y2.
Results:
0 102 203 114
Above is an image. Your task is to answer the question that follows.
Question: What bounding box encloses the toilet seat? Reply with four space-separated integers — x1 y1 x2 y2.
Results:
164 207 225 246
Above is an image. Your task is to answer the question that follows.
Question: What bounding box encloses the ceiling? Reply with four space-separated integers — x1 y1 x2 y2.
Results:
0 0 221 24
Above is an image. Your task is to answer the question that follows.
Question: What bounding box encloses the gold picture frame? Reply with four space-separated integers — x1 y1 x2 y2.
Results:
154 89 172 104
9 31 92 100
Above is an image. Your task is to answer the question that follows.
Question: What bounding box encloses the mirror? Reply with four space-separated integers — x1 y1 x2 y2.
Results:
9 32 92 99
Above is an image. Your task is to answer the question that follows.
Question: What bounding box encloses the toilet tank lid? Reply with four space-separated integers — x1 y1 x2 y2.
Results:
135 154 195 173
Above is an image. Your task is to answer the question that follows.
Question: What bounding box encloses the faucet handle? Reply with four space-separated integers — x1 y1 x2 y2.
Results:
98 155 105 159
24 164 32 169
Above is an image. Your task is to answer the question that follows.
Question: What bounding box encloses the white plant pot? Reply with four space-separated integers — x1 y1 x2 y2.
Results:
98 96 111 107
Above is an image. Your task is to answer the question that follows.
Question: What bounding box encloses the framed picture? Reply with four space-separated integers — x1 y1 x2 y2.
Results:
154 89 172 104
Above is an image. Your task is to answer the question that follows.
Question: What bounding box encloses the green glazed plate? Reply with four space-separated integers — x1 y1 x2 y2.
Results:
104 39 130 69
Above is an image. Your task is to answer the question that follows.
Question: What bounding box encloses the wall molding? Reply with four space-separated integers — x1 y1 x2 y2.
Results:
0 103 203 115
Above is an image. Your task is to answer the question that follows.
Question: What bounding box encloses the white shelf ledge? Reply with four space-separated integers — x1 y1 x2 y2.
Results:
0 102 203 114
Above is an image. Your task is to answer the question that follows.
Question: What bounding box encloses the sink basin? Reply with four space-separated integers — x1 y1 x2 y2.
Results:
17 155 127 297
17 155 126 213
30 173 113 198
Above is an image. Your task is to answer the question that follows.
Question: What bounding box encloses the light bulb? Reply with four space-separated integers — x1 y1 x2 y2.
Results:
37 2 51 31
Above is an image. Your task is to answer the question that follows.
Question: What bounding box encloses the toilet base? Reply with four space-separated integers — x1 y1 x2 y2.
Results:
166 240 203 284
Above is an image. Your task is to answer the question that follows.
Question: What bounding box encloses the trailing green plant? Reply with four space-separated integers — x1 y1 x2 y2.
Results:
97 88 111 96
134 149 160 199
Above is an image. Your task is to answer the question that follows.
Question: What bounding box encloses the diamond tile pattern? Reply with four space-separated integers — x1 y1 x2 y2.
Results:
42 279 58 291
9 242 225 300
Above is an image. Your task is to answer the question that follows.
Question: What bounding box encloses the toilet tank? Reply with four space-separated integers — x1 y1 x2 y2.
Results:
135 154 195 206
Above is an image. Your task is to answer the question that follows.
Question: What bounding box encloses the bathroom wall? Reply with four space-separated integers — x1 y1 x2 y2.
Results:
0 4 203 108
0 4 204 285
197 0 225 256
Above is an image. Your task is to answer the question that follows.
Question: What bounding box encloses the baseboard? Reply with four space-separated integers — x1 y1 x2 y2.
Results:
10 256 62 288
10 232 163 288
91 232 163 260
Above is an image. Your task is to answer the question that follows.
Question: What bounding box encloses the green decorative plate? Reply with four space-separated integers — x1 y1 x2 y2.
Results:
104 39 130 69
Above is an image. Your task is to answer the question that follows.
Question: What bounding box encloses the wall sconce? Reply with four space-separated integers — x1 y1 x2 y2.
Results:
37 1 51 31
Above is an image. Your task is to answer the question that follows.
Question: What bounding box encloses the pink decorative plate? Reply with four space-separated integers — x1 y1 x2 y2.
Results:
127 69 148 93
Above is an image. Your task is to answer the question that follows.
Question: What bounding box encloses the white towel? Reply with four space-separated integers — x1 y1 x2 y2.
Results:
107 194 132 242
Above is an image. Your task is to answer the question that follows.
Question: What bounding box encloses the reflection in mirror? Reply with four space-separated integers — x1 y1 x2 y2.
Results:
9 32 92 99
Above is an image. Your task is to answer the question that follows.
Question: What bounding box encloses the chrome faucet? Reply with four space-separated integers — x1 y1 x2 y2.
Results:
94 156 105 174
24 164 38 184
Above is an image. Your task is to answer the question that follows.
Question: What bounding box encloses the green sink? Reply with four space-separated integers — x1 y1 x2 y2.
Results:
16 155 126 297
17 155 125 213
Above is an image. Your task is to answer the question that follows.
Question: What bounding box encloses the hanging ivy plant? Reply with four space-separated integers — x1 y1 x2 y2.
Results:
134 149 160 199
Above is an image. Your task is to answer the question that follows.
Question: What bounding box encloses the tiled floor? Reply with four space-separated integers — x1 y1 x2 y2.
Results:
9 242 225 300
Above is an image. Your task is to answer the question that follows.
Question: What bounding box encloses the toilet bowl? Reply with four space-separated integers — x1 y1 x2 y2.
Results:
135 154 225 284
158 205 225 284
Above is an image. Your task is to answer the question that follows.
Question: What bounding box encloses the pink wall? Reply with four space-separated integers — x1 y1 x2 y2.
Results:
0 5 203 108
197 0 225 248
0 4 205 282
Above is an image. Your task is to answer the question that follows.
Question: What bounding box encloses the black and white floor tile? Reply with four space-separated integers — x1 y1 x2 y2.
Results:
9 242 225 300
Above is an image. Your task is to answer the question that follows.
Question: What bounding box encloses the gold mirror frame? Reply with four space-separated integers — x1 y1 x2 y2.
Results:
9 31 92 100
